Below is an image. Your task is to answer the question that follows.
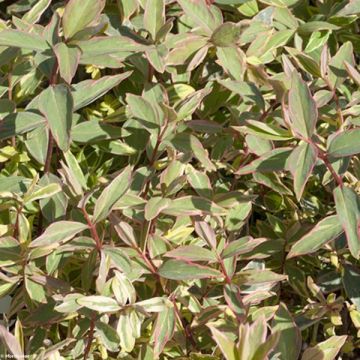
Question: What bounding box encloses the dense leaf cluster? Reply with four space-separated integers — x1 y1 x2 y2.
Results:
0 0 359 359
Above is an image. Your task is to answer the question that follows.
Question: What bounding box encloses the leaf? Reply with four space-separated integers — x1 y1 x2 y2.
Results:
235 148 292 175
144 197 171 221
302 335 347 360
72 73 132 111
22 0 51 24
165 245 217 262
95 321 120 352
288 71 318 138
24 183 61 203
0 324 23 359
0 112 46 140
271 303 302 360
117 312 136 352
327 129 360 157
219 81 265 110
39 84 73 152
288 142 318 200
171 133 216 171
328 41 354 88
163 196 226 216
211 22 241 47
72 120 123 143
288 216 343 258
127 94 160 130
77 296 121 312
232 121 291 141
39 174 68 222
30 221 87 247
54 43 81 84
177 0 218 35
103 248 132 274
0 30 49 51
233 270 287 286
222 237 267 259
62 0 105 39
207 325 237 360
334 186 360 259
216 47 246 81
342 264 360 310
158 259 222 280
151 305 176 358
144 0 165 39
93 166 133 222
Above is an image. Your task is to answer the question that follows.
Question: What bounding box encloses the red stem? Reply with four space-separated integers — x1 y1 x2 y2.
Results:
81 207 102 251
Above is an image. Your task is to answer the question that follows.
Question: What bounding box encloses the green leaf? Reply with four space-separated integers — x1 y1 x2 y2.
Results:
327 129 360 157
0 324 23 359
221 237 267 259
232 121 292 141
342 264 360 310
171 133 215 171
328 41 354 88
211 22 241 47
165 245 217 262
163 196 226 216
271 303 302 360
39 84 73 152
93 166 133 223
72 73 132 111
24 183 61 203
235 148 292 175
95 321 120 352
207 326 237 360
72 120 123 143
77 296 121 312
216 47 246 81
144 0 165 39
158 259 222 280
144 197 171 221
30 221 87 247
288 216 343 259
288 71 317 138
288 142 318 200
0 112 46 140
0 30 49 51
62 0 105 39
22 0 51 24
177 0 219 35
233 269 287 286
151 305 176 358
302 335 347 360
54 43 81 84
334 186 360 259
103 248 132 274
127 94 160 130
0 237 21 266
219 81 265 110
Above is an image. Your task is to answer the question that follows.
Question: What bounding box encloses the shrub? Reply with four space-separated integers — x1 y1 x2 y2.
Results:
0 0 359 358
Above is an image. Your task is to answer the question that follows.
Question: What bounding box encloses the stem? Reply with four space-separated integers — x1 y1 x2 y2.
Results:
8 68 15 147
43 59 59 174
172 299 197 352
81 207 102 251
44 133 54 174
83 314 96 360
317 149 343 188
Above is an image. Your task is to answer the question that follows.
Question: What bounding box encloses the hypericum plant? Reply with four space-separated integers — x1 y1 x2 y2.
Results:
0 0 359 358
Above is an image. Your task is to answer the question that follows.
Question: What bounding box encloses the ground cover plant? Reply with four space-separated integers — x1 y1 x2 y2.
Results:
0 0 359 358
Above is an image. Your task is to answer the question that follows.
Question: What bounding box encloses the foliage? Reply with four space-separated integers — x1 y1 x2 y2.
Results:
0 0 359 359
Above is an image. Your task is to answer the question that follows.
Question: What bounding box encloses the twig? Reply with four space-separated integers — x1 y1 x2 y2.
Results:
81 207 102 251
83 314 96 360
